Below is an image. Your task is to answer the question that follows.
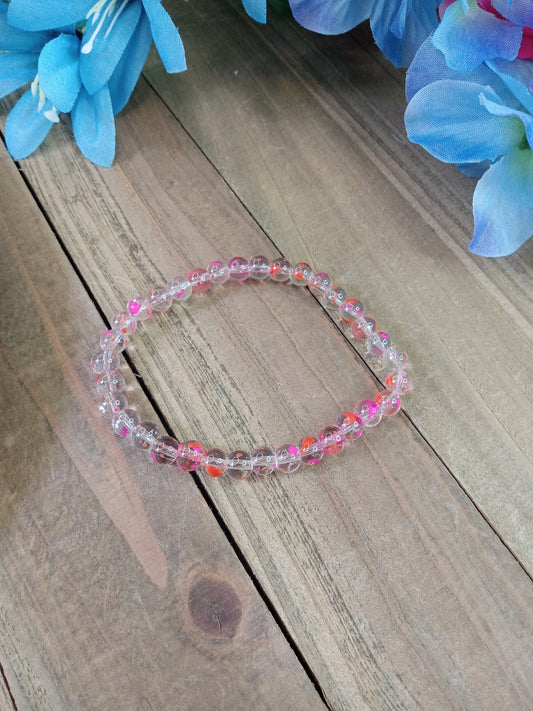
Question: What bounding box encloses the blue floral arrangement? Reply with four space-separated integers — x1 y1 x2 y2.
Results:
1 0 531 256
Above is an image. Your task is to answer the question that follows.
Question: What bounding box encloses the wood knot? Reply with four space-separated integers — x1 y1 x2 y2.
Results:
188 575 242 639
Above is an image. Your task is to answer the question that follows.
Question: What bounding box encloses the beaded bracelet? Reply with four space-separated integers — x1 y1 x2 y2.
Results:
92 256 412 479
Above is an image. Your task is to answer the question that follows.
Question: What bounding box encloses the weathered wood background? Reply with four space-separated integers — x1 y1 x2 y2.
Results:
1 1 532 710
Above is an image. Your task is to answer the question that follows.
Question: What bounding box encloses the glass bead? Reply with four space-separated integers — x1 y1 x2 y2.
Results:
382 346 409 373
202 448 227 478
375 390 402 417
308 272 331 297
340 298 365 323
323 285 347 311
112 311 137 334
176 440 204 471
251 446 276 475
275 444 301 473
149 286 173 312
98 391 127 418
367 331 391 358
188 268 212 294
290 262 312 286
351 317 377 341
384 371 413 395
128 297 152 321
152 436 179 464
100 328 127 352
318 426 345 456
111 408 140 437
207 260 230 285
91 351 118 374
354 398 383 428
167 275 192 302
132 420 160 450
95 370 125 394
269 258 291 283
228 256 250 282
249 255 271 280
227 450 252 479
335 411 363 440
299 436 324 465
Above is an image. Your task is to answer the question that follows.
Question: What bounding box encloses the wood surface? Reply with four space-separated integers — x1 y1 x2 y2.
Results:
1 1 533 710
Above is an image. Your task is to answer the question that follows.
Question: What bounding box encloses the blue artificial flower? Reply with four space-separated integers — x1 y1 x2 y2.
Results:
404 35 533 256
242 0 440 67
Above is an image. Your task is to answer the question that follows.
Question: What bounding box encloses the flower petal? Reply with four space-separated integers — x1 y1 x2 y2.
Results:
71 84 116 166
405 79 525 163
4 88 55 160
80 0 141 95
142 0 186 73
0 3 54 51
491 0 533 27
480 90 533 149
8 0 91 31
288 0 373 35
370 0 439 67
38 34 82 113
0 52 39 99
241 0 267 23
470 148 533 256
108 12 153 114
486 57 533 115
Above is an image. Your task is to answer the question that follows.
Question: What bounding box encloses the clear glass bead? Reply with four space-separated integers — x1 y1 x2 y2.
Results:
270 258 291 283
275 444 301 473
176 440 204 471
188 268 212 294
323 285 347 311
152 436 179 464
375 390 402 417
228 256 250 282
91 351 119 374
149 286 173 312
132 420 160 450
335 411 363 440
251 446 276 475
290 262 312 286
167 275 192 302
249 255 271 280
112 408 140 437
340 298 365 323
227 450 252 479
351 317 377 341
384 371 413 395
354 399 383 428
382 346 409 373
100 329 127 352
367 331 391 358
202 448 227 478
299 436 324 465
95 370 125 394
112 311 137 334
207 260 230 285
98 391 127 418
128 297 153 321
308 272 331 297
318 425 345 455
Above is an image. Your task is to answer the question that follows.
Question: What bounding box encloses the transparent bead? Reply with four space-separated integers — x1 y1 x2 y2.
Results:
128 297 152 321
202 448 227 478
152 436 179 464
95 370 125 394
112 408 140 437
188 268 212 294
112 311 137 334
275 444 301 473
176 440 204 471
351 317 377 341
354 399 383 428
249 255 271 281
228 256 250 282
299 436 324 465
207 260 230 285
367 331 391 358
149 286 173 312
318 426 345 455
308 272 331 297
91 351 119 374
340 298 365 323
227 450 252 479
375 390 402 417
290 262 312 286
384 371 413 395
132 420 160 450
167 275 192 302
383 346 409 373
323 285 347 311
335 411 363 440
270 258 291 283
251 446 276 475
100 329 127 352
98 391 127 418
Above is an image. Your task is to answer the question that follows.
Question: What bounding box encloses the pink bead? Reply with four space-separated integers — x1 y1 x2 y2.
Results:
207 260 230 285
298 436 324 465
128 297 152 321
354 399 383 427
112 311 137 334
375 390 402 416
251 446 276 475
385 371 413 394
249 255 271 280
318 426 345 456
351 317 377 341
112 409 140 437
340 298 364 323
228 256 250 282
335 411 363 440
275 444 301 473
98 392 127 418
176 440 204 471
188 268 212 294
308 272 331 297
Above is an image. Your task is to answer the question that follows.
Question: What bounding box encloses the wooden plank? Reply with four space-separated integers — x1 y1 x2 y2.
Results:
1 13 533 710
0 145 325 710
